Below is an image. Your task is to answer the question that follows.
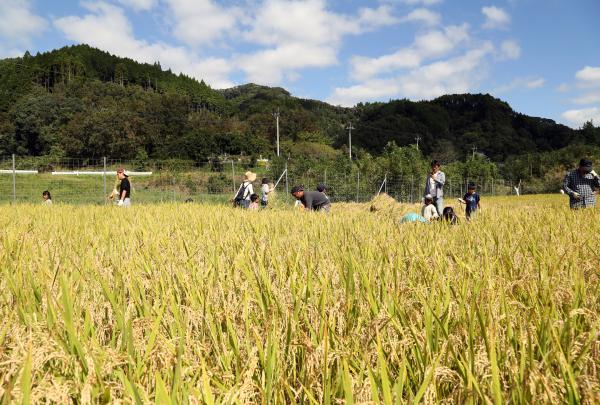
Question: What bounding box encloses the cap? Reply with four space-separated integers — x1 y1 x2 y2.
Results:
467 182 476 189
291 185 304 194
424 194 433 200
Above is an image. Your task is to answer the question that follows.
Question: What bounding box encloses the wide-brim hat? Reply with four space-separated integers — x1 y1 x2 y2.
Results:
244 171 257 182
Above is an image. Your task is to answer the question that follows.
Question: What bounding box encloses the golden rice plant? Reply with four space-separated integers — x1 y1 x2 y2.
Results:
0 194 598 404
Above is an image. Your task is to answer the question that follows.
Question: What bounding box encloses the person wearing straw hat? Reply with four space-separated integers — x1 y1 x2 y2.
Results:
116 167 131 207
563 158 600 209
233 171 256 208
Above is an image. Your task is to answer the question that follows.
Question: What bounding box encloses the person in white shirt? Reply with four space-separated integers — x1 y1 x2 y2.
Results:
42 190 52 205
424 160 445 215
421 194 439 221
260 177 272 207
233 171 256 208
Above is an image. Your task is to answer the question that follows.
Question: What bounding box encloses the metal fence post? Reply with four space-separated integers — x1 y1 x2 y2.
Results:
103 157 107 204
356 171 360 203
285 162 289 196
12 154 16 203
172 177 176 202
231 160 235 193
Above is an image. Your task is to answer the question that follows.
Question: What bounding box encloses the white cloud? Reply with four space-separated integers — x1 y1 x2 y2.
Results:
562 107 600 128
237 0 399 85
118 0 157 11
401 8 441 26
493 77 545 94
358 5 400 28
499 40 520 60
349 24 469 81
236 43 337 84
395 0 443 5
54 2 233 88
329 42 493 106
165 0 239 47
575 66 600 87
482 6 510 29
572 92 600 105
0 0 47 57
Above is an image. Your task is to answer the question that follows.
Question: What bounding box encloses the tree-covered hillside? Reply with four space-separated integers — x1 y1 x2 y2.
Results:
1 44 598 164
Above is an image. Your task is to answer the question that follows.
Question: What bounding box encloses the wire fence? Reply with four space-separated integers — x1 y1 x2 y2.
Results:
0 155 520 205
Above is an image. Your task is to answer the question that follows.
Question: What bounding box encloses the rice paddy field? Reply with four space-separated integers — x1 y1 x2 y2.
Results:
0 195 598 404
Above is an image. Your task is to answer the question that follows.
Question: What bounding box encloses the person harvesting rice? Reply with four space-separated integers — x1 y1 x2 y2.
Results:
291 185 331 212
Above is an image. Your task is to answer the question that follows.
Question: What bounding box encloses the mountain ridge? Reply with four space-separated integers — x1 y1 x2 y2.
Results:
0 44 595 161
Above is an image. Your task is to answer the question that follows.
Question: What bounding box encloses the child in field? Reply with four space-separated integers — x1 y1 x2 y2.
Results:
442 206 458 224
459 183 481 220
248 194 260 210
42 190 52 205
421 194 439 221
261 178 272 207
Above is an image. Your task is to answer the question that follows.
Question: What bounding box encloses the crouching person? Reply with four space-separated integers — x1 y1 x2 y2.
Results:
291 185 331 212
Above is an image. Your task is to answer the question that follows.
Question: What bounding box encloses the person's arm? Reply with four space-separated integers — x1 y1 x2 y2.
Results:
591 170 600 188
563 173 579 198
477 195 481 209
432 207 439 220
433 171 445 186
303 194 313 211
247 184 254 198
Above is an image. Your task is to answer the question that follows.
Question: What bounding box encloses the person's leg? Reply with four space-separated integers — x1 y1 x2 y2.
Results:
123 198 131 207
434 197 444 215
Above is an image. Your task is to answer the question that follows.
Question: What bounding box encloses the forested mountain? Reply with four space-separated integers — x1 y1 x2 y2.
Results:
0 44 598 163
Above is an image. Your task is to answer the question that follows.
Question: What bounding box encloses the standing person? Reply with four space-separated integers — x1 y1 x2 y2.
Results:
260 177 271 208
291 185 331 212
233 171 255 208
421 194 439 221
459 182 480 220
116 167 131 207
42 190 52 205
563 158 600 209
424 160 445 215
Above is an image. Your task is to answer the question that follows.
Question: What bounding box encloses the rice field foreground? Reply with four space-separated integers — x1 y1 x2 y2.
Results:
0 195 598 404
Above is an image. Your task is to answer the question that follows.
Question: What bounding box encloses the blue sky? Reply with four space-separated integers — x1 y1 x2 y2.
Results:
1 0 599 127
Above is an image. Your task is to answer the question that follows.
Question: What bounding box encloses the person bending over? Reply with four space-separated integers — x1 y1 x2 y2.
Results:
291 185 331 212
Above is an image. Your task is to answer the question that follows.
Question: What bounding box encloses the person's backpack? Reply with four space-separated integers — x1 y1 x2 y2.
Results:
234 182 250 207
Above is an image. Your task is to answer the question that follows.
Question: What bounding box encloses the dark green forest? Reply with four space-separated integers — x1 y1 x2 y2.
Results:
1 44 600 190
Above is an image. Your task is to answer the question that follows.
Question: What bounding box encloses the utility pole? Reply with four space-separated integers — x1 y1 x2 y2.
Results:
415 136 421 151
346 123 355 160
471 146 477 159
273 108 280 157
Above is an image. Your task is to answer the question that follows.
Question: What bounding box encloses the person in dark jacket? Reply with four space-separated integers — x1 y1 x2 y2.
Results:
563 158 600 209
291 185 331 212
